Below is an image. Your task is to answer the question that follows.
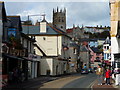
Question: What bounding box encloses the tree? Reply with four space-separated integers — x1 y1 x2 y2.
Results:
100 31 110 38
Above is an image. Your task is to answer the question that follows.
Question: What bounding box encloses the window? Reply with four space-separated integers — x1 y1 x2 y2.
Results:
61 26 63 29
96 57 99 60
104 53 106 60
47 28 49 32
59 19 61 22
62 17 64 22
43 37 46 40
104 46 106 50
59 17 60 22
22 38 24 45
30 42 31 53
73 48 77 54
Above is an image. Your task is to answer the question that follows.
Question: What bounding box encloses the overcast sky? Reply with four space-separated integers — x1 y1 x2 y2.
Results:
3 1 110 28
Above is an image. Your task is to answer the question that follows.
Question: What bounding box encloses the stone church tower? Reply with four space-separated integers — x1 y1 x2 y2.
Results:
53 7 66 32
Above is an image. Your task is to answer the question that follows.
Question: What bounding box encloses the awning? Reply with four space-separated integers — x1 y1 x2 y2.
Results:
22 57 39 62
2 53 24 60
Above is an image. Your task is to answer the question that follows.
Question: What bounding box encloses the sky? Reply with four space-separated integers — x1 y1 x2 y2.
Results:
3 1 110 28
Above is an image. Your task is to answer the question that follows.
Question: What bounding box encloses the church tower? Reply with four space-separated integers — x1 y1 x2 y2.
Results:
53 7 66 32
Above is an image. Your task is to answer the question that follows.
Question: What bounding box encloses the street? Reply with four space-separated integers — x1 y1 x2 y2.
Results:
40 73 97 89
62 73 97 88
2 1 119 90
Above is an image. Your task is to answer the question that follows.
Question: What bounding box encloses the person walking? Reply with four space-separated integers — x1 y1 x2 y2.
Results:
105 68 111 85
96 65 104 85
13 67 18 83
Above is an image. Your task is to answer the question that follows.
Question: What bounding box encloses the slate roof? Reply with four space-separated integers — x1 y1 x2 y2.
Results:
66 29 73 33
0 1 7 21
22 23 67 36
104 37 111 44
80 45 89 52
22 25 62 35
90 38 106 41
91 47 101 53
7 16 22 31
80 38 90 42
69 42 78 47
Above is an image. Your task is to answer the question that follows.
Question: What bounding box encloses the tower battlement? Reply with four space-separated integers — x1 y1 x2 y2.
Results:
53 7 66 32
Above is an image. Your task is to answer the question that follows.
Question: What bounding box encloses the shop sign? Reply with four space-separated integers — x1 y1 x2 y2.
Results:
8 28 17 42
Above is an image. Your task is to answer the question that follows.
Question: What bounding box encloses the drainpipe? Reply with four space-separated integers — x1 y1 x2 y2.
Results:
57 35 58 56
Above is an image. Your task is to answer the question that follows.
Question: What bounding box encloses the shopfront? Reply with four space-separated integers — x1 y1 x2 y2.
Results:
2 53 24 83
24 54 40 79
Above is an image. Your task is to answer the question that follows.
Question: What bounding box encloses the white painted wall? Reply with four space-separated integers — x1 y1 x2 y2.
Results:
111 37 120 61
35 35 62 56
40 58 53 75
34 46 43 56
40 57 67 76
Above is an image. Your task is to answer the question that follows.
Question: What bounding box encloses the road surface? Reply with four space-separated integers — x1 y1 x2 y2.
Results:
40 73 97 89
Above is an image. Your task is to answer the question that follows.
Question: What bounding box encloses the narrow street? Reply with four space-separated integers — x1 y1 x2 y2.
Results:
2 1 120 90
39 73 97 89
62 73 97 88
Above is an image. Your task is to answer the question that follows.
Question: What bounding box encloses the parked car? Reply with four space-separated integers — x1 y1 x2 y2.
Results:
81 69 89 74
88 68 93 73
94 67 97 72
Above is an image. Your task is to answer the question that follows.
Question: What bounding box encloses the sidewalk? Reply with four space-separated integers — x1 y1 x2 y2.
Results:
2 74 73 90
92 78 119 90
2 76 60 90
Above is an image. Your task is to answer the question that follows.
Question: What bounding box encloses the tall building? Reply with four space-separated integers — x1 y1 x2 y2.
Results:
53 7 66 32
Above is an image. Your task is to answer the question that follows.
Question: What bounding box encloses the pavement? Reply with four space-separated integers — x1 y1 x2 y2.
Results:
2 76 60 90
2 73 120 90
91 78 120 90
2 74 73 90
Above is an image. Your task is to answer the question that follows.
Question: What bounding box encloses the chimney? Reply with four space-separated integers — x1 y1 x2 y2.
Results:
40 14 47 33
40 21 47 33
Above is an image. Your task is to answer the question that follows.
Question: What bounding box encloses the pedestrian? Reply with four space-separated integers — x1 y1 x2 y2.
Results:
13 67 18 83
105 68 111 85
96 64 104 85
